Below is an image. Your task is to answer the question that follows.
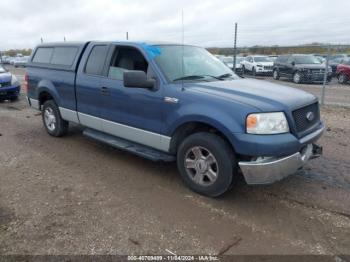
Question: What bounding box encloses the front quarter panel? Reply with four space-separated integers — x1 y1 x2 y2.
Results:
162 84 257 149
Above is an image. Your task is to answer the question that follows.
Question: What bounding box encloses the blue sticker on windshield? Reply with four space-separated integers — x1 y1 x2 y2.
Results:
140 43 161 59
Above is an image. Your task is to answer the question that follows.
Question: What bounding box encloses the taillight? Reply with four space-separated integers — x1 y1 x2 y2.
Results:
24 74 29 92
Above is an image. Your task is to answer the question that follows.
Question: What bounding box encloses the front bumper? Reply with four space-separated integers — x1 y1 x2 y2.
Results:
0 85 20 99
239 143 322 185
301 72 332 83
238 124 325 185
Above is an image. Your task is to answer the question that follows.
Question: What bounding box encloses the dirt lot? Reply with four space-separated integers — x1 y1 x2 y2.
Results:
0 67 350 256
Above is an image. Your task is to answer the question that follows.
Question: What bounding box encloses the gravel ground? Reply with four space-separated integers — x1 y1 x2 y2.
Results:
0 67 350 256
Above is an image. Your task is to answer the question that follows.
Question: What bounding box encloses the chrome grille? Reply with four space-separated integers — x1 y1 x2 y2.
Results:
293 103 320 136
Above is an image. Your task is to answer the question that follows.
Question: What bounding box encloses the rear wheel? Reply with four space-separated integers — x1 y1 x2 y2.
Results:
242 65 245 75
293 72 302 84
273 70 280 80
177 132 237 197
42 100 69 137
338 73 348 84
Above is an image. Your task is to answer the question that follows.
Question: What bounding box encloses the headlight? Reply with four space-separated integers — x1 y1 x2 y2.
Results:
11 75 19 86
246 112 289 134
257 64 263 67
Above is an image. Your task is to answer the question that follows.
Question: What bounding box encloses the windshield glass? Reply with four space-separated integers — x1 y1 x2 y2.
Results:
254 56 272 62
294 55 321 64
154 45 237 82
0 65 6 73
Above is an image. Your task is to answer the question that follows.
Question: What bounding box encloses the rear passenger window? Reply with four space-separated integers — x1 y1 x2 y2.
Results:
32 48 54 63
51 47 78 66
85 45 109 75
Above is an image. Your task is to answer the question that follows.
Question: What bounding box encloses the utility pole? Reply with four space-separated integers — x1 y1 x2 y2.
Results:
233 22 238 73
126 32 129 40
64 36 66 42
41 37 43 43
321 45 330 105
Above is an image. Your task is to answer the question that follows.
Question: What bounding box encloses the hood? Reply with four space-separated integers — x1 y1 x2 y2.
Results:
185 78 316 112
0 72 12 83
295 64 326 69
256 62 274 66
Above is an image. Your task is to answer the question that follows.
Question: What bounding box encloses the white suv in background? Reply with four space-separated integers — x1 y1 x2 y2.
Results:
241 55 274 76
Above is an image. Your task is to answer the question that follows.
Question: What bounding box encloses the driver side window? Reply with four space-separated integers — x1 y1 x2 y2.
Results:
108 47 148 80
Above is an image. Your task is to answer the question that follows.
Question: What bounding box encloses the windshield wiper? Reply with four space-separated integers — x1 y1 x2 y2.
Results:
173 75 222 82
217 73 233 79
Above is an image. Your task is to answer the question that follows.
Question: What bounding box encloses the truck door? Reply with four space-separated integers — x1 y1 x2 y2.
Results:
98 45 165 151
75 44 110 131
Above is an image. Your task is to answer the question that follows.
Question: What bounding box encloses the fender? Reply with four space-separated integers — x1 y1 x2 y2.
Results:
164 103 248 151
36 79 61 106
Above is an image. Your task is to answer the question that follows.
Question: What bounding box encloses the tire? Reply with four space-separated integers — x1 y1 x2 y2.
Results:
338 73 348 84
177 132 237 197
42 100 69 137
252 67 256 76
293 72 302 84
242 65 245 75
273 69 280 80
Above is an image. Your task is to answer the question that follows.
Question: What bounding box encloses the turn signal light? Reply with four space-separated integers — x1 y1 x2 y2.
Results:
246 115 257 129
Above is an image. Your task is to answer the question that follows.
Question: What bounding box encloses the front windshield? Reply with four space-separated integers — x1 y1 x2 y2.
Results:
294 55 321 64
154 45 237 82
0 65 6 73
254 56 272 62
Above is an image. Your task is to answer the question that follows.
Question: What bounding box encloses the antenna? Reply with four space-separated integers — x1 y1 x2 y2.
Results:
181 9 185 90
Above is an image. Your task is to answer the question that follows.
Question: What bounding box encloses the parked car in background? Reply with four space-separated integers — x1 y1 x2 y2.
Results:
241 55 274 76
2 56 11 64
0 64 21 101
220 56 244 75
273 54 332 84
329 54 349 61
329 57 349 76
13 56 29 68
268 55 279 62
315 56 326 64
9 57 17 65
25 41 323 197
336 59 350 84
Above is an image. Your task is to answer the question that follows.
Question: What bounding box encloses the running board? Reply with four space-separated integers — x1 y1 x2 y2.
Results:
83 128 175 162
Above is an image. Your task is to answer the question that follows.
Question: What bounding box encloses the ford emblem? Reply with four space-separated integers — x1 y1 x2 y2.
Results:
306 111 315 122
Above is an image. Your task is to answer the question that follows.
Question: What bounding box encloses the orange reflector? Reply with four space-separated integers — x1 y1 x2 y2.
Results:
246 115 258 129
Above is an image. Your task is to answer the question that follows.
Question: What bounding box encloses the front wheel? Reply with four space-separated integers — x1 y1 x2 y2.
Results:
338 73 348 84
177 132 237 197
293 72 302 84
252 67 256 76
42 100 69 137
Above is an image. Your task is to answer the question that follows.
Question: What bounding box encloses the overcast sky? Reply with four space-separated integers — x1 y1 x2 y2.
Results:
1 0 349 50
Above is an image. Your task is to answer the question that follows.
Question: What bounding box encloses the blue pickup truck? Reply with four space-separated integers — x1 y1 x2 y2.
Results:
25 41 324 197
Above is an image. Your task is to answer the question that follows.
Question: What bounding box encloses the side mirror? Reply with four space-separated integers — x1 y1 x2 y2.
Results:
123 70 155 89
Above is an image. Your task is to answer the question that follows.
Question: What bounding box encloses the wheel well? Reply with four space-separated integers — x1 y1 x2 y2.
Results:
38 91 54 108
169 122 233 155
